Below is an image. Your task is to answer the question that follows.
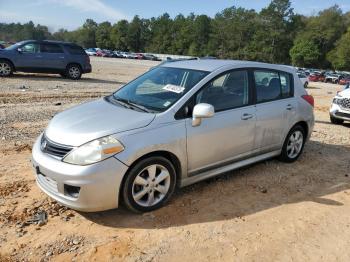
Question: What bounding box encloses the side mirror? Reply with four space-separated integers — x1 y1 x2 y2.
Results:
192 103 214 127
17 48 23 53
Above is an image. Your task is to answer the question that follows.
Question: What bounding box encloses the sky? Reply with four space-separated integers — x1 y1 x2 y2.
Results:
0 0 350 32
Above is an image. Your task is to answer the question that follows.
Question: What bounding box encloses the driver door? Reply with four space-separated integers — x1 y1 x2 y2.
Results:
186 69 256 175
16 42 41 69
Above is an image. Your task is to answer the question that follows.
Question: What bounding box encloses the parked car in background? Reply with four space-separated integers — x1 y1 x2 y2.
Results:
85 48 97 56
297 72 308 88
325 73 341 84
330 87 350 124
339 76 350 85
308 72 325 82
113 51 123 58
144 54 160 61
96 49 108 57
135 53 145 60
32 60 314 212
0 40 91 79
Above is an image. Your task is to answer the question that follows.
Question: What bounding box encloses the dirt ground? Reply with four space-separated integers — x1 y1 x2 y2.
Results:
0 57 349 261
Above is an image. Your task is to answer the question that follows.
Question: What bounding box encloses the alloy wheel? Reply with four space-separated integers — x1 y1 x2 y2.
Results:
0 62 11 76
132 164 171 207
68 66 80 79
286 130 304 159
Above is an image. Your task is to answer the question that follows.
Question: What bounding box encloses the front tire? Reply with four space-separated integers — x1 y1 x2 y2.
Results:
0 59 13 77
279 125 306 163
66 64 82 80
330 116 344 125
122 156 177 213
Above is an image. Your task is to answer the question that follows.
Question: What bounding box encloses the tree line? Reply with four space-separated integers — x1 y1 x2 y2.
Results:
1 0 350 70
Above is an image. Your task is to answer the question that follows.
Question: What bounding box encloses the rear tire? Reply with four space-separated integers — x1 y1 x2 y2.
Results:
66 64 82 80
330 116 344 125
0 59 13 77
279 125 306 163
122 156 177 213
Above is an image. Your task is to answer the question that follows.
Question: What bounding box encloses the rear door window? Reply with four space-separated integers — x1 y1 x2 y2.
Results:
40 43 63 53
254 70 293 103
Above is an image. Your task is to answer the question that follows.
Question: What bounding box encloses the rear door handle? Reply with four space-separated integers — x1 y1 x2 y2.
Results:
241 113 254 120
286 104 293 110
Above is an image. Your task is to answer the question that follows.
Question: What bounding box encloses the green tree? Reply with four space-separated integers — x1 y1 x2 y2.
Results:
111 20 129 50
327 27 350 70
96 21 113 49
290 39 321 67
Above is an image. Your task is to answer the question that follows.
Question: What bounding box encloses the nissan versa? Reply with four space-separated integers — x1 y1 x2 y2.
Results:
32 60 315 213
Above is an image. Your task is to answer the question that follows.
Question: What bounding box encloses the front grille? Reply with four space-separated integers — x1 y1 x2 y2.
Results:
41 135 73 158
339 98 350 109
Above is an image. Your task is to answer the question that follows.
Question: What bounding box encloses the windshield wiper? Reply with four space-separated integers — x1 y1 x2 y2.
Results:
114 96 152 113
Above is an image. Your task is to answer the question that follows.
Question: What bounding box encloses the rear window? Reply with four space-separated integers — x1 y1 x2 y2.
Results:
64 45 85 55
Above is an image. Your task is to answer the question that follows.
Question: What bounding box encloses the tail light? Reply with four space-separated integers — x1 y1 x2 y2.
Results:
302 95 314 107
86 55 90 63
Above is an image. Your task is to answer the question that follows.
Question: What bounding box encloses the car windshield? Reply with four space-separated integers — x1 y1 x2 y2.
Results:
111 67 209 113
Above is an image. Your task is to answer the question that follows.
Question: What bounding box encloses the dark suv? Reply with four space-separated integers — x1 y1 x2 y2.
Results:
0 40 91 80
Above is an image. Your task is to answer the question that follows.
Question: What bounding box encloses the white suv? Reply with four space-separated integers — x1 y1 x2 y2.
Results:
330 88 350 124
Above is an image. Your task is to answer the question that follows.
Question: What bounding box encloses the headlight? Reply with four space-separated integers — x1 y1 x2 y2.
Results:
63 136 124 165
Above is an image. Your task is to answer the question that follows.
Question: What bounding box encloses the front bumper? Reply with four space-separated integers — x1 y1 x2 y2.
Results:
330 103 350 121
31 135 129 212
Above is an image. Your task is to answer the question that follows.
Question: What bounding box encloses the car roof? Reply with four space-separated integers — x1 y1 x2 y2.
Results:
160 59 296 73
19 40 77 45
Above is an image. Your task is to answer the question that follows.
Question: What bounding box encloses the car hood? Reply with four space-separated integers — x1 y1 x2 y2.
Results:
339 88 350 98
45 98 156 146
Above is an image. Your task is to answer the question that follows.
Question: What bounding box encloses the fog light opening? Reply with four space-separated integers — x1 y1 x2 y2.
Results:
64 184 81 198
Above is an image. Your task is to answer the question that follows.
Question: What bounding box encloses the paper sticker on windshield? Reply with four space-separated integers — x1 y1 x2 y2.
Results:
163 84 185 94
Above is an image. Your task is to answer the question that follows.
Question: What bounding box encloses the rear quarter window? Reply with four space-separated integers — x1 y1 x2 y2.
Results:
64 45 85 55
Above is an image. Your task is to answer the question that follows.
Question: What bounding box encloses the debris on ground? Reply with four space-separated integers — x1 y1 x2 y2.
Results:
26 210 48 226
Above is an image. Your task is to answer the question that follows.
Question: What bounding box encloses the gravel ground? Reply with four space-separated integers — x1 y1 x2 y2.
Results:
0 57 350 261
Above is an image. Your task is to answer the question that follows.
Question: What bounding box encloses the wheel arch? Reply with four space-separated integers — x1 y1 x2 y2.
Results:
0 58 15 71
66 62 82 70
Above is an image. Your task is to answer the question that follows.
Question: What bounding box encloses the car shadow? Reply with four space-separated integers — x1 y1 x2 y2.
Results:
315 120 350 128
81 140 350 229
306 86 321 90
11 73 125 85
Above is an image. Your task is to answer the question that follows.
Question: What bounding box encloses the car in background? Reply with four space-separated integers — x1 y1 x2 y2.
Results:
144 54 160 61
339 76 350 85
135 53 145 60
96 50 108 57
297 72 308 88
0 40 91 79
330 88 350 124
325 73 341 84
113 51 123 58
85 48 97 56
308 72 325 82
32 60 314 213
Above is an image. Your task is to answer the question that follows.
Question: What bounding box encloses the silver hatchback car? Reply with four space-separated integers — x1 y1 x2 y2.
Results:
32 60 314 212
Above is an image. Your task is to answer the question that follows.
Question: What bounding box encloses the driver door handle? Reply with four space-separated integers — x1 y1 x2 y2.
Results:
241 113 254 120
286 104 293 110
